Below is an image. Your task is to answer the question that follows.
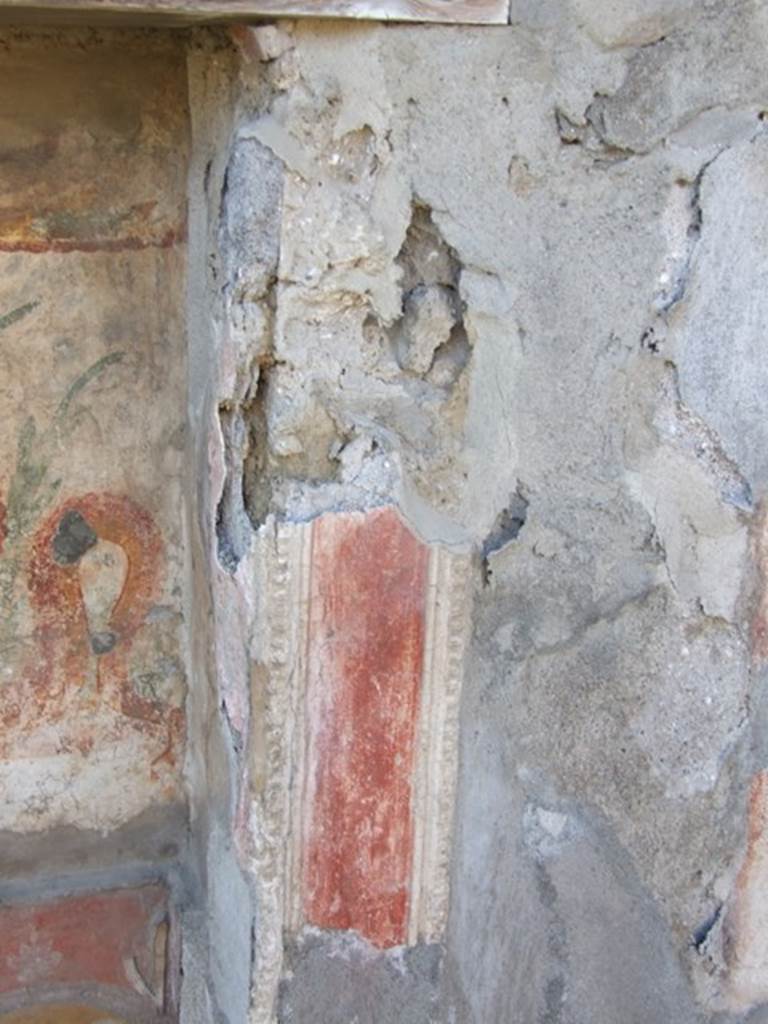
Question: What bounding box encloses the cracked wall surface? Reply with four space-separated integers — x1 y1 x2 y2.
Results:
189 4 768 1021
5 3 768 1022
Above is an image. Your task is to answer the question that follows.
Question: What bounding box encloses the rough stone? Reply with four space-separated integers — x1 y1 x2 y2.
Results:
278 931 442 1024
195 8 768 1019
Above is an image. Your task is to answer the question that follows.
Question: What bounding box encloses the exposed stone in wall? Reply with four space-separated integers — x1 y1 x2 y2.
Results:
6 3 768 1022
194 5 768 1021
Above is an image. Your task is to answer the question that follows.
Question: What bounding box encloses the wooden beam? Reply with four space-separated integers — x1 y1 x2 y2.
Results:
0 0 508 25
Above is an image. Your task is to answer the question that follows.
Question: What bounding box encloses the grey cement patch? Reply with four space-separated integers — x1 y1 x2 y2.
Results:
278 930 442 1024
0 801 187 881
206 825 254 1024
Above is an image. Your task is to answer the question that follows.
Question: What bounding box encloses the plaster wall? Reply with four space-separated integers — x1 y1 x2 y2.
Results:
0 30 189 839
199 7 768 1021
0 29 190 1023
4 5 768 1024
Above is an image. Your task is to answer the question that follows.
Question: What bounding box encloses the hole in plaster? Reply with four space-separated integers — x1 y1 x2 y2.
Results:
216 402 251 573
385 201 470 389
215 367 272 574
481 487 529 585
640 325 662 353
691 903 722 953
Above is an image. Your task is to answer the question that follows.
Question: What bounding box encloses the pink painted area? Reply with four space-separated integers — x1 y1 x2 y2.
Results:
302 507 429 948
0 886 170 1003
724 770 768 1008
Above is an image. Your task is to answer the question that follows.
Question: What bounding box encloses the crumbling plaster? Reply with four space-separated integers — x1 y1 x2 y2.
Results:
183 3 768 1020
3 1 768 1021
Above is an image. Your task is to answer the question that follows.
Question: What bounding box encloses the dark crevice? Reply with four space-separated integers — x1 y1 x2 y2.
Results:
655 170 704 316
385 201 471 389
215 352 347 573
220 696 244 757
215 359 275 574
214 134 284 573
481 487 529 585
691 902 722 953
639 163 711 353
215 402 248 574
218 158 231 225
241 360 274 534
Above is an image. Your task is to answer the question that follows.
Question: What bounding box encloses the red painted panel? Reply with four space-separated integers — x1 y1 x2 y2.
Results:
302 507 429 948
0 886 169 1001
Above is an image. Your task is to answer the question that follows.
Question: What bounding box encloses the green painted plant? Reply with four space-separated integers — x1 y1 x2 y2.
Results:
0 301 39 333
0 301 125 655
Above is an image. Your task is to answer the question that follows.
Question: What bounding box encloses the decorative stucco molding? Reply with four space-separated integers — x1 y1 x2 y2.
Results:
249 506 471 1021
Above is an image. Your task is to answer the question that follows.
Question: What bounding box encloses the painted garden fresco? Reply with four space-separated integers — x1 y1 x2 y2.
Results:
0 33 189 835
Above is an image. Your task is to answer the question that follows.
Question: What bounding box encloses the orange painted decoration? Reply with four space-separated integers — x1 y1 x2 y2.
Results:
303 507 429 948
27 493 161 695
9 492 184 764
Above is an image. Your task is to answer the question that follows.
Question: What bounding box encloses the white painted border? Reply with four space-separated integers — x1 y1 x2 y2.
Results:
408 543 471 943
249 519 312 1024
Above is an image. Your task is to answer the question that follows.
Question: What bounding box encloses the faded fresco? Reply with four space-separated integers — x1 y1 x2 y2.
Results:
0 884 175 1021
302 508 430 948
0 35 187 253
0 31 189 834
